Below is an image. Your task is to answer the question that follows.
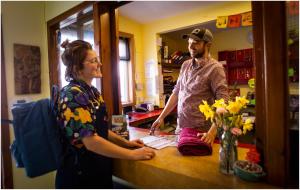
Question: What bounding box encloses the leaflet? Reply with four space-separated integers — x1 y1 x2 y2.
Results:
140 135 177 150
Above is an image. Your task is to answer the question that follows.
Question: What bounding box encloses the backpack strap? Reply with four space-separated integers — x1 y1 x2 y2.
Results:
51 85 60 111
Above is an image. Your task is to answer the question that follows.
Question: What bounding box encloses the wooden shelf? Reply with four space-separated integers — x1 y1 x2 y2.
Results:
224 62 254 69
161 63 182 69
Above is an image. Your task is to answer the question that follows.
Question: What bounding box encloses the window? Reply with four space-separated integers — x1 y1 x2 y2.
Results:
56 6 101 91
119 36 134 105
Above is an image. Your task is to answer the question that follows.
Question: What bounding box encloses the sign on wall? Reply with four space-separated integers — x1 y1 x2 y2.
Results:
216 11 252 28
14 44 41 94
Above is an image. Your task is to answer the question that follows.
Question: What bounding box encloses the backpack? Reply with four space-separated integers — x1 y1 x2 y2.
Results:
10 85 64 178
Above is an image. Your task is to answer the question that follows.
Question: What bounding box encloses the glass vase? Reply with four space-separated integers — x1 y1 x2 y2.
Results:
219 129 238 175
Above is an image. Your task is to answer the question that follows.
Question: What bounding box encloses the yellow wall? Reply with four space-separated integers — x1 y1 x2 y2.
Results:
44 1 81 21
118 15 145 104
141 1 252 105
2 1 81 188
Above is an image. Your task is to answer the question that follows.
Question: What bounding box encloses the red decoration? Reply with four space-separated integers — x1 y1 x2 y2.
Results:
288 1 299 16
228 14 242 28
246 148 261 164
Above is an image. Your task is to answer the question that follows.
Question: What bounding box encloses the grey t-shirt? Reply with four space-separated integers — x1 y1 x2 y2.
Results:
173 57 229 132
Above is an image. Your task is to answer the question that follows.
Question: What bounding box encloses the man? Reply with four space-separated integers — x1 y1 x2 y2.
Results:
150 28 229 145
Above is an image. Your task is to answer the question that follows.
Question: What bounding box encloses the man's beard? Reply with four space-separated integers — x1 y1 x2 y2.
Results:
192 51 204 58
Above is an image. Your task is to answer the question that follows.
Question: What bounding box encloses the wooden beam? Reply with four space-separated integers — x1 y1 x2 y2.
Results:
47 1 94 28
47 22 61 89
96 3 122 115
252 1 289 187
1 23 14 189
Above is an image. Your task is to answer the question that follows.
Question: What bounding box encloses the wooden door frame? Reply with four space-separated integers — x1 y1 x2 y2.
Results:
47 1 129 116
252 1 289 187
94 2 122 115
47 1 94 89
1 24 14 189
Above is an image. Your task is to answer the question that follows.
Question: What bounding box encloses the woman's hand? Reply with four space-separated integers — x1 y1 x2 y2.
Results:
197 125 217 146
130 147 156 160
127 139 144 148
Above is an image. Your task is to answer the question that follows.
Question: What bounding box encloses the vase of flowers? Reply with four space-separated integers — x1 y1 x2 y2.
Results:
199 96 253 175
219 126 238 174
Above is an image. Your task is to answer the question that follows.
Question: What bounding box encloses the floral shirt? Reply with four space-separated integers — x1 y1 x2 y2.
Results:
57 79 105 148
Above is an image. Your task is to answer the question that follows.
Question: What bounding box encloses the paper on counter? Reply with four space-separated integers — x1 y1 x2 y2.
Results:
140 135 177 150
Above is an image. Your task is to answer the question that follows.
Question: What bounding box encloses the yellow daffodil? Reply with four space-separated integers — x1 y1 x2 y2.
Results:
234 115 243 128
63 108 74 121
226 101 242 114
74 107 92 123
236 96 249 107
199 100 215 121
243 118 253 134
212 98 226 108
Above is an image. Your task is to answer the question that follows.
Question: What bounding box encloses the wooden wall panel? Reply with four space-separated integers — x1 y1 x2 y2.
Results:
252 2 289 187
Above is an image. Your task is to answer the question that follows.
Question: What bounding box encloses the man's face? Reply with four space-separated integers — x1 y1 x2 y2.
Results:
188 38 206 58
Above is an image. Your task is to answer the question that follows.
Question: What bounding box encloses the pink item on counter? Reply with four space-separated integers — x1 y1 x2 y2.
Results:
177 127 212 156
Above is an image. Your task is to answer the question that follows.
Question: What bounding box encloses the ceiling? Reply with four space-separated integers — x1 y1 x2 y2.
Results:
160 20 217 39
118 1 225 24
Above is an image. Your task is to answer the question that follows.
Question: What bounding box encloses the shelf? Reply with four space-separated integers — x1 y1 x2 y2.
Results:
223 62 254 69
228 79 249 85
161 63 182 69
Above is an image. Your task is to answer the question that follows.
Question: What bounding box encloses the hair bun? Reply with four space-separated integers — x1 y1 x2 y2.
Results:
61 39 69 49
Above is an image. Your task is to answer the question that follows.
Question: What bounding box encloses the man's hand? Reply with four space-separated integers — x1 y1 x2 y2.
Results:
197 125 217 146
127 139 144 148
149 118 163 135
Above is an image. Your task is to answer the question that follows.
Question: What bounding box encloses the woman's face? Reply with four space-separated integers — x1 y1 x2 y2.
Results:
79 50 102 80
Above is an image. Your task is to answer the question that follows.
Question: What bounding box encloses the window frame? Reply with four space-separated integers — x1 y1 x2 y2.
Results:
119 31 136 107
47 1 94 89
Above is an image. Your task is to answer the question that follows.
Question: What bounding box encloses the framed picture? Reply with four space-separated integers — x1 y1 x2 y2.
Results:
14 44 41 94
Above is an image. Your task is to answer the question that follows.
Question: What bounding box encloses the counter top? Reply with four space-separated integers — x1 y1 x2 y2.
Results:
113 127 276 189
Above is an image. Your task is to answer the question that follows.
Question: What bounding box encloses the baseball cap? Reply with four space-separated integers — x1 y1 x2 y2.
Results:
182 28 213 43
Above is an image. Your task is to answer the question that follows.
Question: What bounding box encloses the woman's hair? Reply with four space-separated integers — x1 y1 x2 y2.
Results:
61 40 92 82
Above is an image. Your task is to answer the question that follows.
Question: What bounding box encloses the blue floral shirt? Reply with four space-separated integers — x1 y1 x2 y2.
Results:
57 79 105 147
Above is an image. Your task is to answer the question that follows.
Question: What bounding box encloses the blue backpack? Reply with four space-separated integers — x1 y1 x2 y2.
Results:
10 86 64 178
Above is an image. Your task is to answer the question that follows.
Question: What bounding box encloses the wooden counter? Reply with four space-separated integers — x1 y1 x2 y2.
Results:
113 127 277 189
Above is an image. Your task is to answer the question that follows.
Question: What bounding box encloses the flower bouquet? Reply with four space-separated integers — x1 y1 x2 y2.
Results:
199 96 253 175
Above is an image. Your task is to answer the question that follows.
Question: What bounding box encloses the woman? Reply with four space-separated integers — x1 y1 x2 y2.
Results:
56 40 155 188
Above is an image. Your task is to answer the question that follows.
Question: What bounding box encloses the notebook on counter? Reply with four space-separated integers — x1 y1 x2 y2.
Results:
140 135 177 150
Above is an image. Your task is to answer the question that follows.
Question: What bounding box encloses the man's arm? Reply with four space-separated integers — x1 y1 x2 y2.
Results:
210 64 229 101
202 64 229 145
149 93 178 135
